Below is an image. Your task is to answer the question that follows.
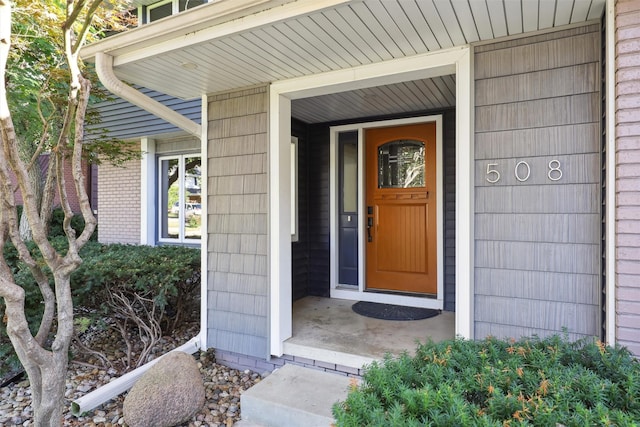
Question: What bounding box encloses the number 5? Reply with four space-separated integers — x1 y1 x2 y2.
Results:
486 163 500 183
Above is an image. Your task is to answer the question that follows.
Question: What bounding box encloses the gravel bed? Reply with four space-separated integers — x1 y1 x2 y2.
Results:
0 322 264 427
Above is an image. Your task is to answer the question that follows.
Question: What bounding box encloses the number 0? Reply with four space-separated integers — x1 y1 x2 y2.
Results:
514 161 530 182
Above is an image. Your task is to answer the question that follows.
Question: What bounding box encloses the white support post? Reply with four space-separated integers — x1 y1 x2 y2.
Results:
455 47 475 340
269 89 293 356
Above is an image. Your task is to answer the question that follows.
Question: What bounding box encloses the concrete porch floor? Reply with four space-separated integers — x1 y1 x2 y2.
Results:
283 296 456 368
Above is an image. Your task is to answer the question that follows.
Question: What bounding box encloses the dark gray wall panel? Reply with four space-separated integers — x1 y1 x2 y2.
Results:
292 119 310 301
473 24 601 340
307 125 331 297
442 109 456 311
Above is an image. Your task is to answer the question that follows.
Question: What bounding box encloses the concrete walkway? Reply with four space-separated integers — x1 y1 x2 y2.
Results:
237 364 355 427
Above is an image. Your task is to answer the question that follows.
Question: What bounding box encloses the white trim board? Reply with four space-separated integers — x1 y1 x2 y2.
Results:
269 46 474 357
329 115 444 311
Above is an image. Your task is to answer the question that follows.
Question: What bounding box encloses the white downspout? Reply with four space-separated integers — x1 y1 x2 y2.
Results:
72 53 206 416
94 52 202 138
71 337 201 415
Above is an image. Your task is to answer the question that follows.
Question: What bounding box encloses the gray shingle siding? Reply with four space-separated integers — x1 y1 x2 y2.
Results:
473 25 602 340
206 85 269 359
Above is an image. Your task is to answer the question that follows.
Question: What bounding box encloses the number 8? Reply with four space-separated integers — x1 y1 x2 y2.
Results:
548 160 562 181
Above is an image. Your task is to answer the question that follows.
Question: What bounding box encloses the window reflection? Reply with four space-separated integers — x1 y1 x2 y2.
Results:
159 155 201 243
378 140 425 188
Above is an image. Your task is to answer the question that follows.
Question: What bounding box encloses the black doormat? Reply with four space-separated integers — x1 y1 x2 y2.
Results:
352 301 440 321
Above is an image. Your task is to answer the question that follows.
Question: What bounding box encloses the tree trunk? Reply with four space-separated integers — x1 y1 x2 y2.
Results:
24 357 68 427
0 2 101 426
3 270 75 427
19 151 44 241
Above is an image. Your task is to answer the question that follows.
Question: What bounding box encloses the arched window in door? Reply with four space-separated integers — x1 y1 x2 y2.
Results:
377 140 425 188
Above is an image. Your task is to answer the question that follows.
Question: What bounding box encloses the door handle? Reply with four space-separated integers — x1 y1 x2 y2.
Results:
367 216 373 242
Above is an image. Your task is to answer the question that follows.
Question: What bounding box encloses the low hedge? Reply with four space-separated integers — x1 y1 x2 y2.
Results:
333 335 640 426
0 239 200 380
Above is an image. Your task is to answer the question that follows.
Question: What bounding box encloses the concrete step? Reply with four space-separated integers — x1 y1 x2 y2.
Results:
239 364 354 427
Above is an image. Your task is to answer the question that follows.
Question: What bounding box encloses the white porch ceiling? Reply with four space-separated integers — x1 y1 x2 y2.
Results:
85 0 605 124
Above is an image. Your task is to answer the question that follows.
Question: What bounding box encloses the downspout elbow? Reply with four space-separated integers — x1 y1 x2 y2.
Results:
94 52 202 138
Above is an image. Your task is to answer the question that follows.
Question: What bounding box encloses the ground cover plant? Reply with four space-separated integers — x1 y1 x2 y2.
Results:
333 335 640 426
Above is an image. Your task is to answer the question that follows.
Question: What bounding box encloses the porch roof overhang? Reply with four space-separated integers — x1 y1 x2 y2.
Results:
82 0 605 124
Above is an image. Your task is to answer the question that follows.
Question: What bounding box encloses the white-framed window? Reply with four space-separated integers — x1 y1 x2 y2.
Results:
146 0 208 23
158 154 202 244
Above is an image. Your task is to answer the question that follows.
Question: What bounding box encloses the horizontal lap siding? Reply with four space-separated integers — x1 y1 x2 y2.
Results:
292 119 310 301
616 0 640 356
474 25 601 341
307 125 331 297
443 110 456 311
207 86 269 358
87 87 201 140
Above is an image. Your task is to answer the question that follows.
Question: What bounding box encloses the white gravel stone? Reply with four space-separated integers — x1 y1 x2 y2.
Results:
0 321 264 426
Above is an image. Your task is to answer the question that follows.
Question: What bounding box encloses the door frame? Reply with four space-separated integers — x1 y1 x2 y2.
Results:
329 116 444 309
269 45 474 357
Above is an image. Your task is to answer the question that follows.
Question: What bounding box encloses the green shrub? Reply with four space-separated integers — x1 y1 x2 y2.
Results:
71 244 201 333
0 241 200 379
48 207 97 241
333 335 640 426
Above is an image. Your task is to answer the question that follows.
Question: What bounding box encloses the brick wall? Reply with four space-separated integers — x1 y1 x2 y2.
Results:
97 144 141 244
215 349 363 378
615 0 640 356
11 154 92 214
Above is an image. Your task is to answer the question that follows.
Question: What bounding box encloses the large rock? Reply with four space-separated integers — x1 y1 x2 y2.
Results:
123 351 205 427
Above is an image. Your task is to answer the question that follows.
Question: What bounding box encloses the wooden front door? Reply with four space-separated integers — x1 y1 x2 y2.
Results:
365 123 437 294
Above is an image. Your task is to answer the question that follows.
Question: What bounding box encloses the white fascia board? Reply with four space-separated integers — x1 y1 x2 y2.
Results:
82 0 283 58
272 47 464 99
82 0 353 64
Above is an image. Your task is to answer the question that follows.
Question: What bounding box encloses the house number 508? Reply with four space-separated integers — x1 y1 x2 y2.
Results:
486 160 562 183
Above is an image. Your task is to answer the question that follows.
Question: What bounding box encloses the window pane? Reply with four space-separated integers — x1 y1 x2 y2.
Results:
378 140 425 188
342 141 358 213
179 0 207 10
160 158 180 239
184 157 202 240
149 2 172 21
